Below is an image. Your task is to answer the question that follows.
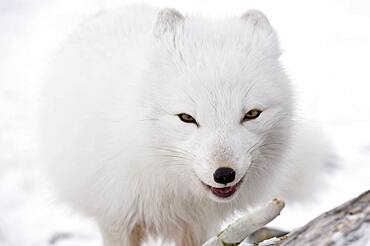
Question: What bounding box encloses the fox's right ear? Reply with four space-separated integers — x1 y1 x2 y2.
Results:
241 9 273 33
153 8 185 38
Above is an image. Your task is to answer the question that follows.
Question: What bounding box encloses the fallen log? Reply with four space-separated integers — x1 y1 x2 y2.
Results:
204 190 370 246
274 190 370 246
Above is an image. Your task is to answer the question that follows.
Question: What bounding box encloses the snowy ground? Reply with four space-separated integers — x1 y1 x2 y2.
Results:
1 0 370 245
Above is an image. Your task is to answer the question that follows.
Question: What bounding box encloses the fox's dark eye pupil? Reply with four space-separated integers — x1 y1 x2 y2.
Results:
178 113 198 125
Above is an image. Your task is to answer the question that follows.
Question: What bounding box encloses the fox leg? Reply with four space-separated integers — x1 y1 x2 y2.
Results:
101 224 145 246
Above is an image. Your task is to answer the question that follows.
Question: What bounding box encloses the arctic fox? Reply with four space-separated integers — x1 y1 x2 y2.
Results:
41 5 331 246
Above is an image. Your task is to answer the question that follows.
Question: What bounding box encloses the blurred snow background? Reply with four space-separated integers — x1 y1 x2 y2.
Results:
0 0 369 245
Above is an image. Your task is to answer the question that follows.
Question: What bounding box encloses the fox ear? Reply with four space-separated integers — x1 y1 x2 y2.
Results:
241 10 272 32
153 8 185 38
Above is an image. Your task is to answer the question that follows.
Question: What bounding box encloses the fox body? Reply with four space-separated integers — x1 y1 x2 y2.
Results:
41 5 330 245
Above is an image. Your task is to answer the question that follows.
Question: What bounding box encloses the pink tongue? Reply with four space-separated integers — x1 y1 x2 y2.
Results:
217 187 233 193
210 185 237 198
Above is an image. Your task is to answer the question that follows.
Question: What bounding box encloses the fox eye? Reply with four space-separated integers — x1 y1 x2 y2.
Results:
241 109 262 123
177 113 198 126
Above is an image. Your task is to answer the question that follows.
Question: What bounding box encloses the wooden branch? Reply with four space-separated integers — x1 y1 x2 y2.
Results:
274 190 370 245
205 190 370 246
202 198 285 246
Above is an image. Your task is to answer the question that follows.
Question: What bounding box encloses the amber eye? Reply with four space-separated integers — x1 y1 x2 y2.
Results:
242 109 262 122
177 113 198 126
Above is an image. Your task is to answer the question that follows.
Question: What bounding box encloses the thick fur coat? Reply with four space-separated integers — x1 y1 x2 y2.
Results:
41 5 331 245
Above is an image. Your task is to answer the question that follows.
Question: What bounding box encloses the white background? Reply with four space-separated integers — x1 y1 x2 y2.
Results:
0 0 370 245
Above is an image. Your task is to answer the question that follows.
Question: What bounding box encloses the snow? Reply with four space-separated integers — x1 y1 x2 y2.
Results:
1 0 370 245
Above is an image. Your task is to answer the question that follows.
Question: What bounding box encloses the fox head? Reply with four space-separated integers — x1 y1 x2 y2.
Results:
141 8 293 203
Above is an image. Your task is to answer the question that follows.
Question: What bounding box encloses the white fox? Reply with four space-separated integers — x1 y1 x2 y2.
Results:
41 5 332 245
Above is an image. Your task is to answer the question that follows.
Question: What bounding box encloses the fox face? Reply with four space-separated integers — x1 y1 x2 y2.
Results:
140 8 293 203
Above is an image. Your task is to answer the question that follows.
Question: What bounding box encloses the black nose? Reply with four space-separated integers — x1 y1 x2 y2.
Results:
213 167 236 185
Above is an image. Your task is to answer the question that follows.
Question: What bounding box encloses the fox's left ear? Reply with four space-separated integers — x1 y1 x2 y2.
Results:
153 8 185 38
240 10 273 33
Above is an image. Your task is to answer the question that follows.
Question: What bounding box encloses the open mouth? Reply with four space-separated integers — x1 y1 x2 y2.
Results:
202 178 244 198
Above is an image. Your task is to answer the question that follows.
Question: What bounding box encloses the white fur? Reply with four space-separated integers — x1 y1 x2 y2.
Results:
40 5 331 245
